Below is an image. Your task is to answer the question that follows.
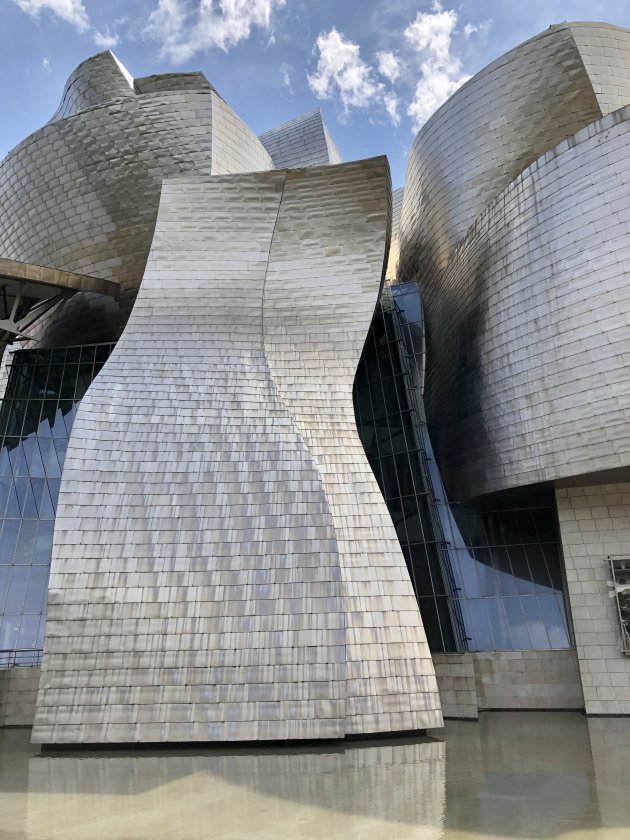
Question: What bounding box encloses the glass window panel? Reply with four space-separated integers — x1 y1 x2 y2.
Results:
370 381 386 420
21 479 39 519
539 594 570 648
514 509 538 543
0 566 10 612
542 543 564 591
43 362 64 396
36 615 45 648
60 401 78 435
53 438 68 467
0 614 20 650
452 549 483 598
503 596 533 650
0 520 20 566
507 545 536 595
485 598 513 650
5 400 26 437
0 476 11 519
23 569 47 617
95 344 114 364
36 480 55 520
17 613 40 649
368 458 384 493
435 595 458 652
27 436 46 478
374 416 393 456
48 479 61 513
50 407 67 438
462 599 494 651
465 508 487 546
405 543 434 597
379 456 399 499
0 447 11 476
74 363 95 401
354 386 372 422
6 566 29 613
401 497 430 543
424 542 447 597
40 439 61 479
60 365 79 399
8 443 29 476
15 520 37 564
498 511 522 545
417 596 445 652
38 401 57 437
484 512 504 546
34 521 54 564
491 546 520 596
79 345 96 365
472 547 500 596
520 596 551 648
526 543 554 592
22 402 42 439
10 477 29 518
534 508 556 543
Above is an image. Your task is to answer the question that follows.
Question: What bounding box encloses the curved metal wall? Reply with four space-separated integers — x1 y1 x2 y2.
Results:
397 22 630 288
33 159 441 744
0 53 273 348
424 105 630 500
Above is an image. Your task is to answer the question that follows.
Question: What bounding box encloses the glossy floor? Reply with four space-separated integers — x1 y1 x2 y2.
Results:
0 713 629 839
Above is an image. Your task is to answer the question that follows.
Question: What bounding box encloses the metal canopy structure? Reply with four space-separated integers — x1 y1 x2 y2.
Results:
0 258 119 344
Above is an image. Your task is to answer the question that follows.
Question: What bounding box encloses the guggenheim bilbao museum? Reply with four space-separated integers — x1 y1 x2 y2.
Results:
1 20 630 744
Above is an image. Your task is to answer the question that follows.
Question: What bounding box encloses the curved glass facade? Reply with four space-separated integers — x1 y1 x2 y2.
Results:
353 282 572 652
0 344 114 662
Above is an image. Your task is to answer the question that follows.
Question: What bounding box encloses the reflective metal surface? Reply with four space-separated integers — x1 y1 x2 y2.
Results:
423 105 630 500
2 712 629 838
33 160 441 744
0 51 273 348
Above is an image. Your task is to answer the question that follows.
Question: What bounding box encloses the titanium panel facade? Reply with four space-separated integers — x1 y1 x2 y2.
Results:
424 105 630 500
259 108 342 169
0 52 273 348
397 22 630 288
32 159 441 744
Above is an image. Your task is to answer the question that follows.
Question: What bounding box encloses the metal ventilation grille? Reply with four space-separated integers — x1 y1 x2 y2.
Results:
608 557 630 655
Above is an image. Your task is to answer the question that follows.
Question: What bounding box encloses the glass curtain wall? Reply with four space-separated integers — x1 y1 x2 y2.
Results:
353 282 572 653
0 343 114 663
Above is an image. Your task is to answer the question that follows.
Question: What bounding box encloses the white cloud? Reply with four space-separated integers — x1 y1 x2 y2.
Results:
376 50 400 84
41 56 51 71
93 29 120 49
308 29 400 127
14 0 89 32
145 0 286 63
308 28 381 110
404 1 471 132
280 61 293 93
384 92 400 126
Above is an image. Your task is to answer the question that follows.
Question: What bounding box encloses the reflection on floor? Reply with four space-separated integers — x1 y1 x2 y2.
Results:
0 713 629 839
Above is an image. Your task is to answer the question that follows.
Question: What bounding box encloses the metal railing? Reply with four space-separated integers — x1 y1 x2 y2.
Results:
0 648 42 668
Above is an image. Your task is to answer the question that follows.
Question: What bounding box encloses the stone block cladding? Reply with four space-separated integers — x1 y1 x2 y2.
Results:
0 667 40 726
556 483 630 715
32 159 441 744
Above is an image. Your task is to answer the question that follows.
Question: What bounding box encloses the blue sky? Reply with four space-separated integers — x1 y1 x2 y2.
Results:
2 0 630 187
